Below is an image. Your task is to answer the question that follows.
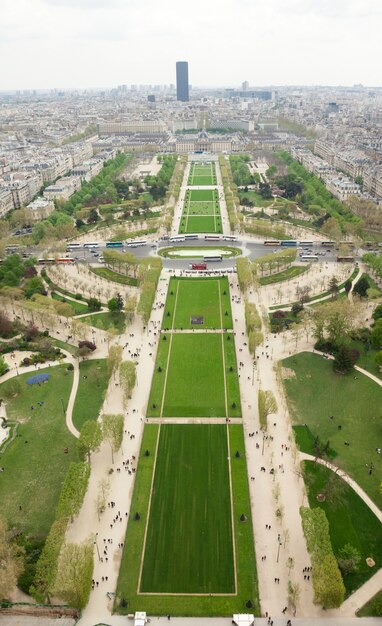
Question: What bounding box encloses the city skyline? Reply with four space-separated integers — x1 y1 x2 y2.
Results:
1 0 382 90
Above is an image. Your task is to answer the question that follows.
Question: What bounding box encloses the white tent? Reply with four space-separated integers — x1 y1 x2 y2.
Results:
134 612 147 626
232 614 255 626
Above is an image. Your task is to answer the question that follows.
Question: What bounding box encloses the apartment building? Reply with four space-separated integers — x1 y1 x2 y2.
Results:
0 189 13 218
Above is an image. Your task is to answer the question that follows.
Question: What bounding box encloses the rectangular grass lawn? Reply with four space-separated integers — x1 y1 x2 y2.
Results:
147 333 241 417
115 424 259 615
282 351 382 508
163 333 225 417
180 215 222 234
162 277 233 330
183 201 219 216
188 189 216 202
140 424 235 593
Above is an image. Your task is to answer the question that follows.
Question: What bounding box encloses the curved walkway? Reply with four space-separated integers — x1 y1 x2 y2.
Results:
299 452 382 523
0 348 80 439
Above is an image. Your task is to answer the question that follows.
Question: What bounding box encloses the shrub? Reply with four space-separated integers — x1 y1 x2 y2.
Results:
78 340 96 352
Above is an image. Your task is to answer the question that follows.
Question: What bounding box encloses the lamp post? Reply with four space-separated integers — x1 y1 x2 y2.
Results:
94 532 101 561
60 398 65 416
276 538 282 563
252 360 256 386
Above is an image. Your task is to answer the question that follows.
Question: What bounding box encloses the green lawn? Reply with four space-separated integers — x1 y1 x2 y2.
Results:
162 277 233 330
259 264 310 286
140 424 235 593
147 333 241 418
81 311 126 333
52 338 78 357
187 189 217 202
0 365 76 537
71 359 109 431
179 215 222 234
90 266 138 287
51 292 89 315
115 424 259 615
188 164 217 187
282 352 382 507
302 460 382 596
188 175 217 186
183 201 220 216
239 190 274 208
357 590 382 616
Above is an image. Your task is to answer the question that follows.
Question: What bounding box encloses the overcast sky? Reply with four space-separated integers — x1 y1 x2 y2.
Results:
1 0 382 90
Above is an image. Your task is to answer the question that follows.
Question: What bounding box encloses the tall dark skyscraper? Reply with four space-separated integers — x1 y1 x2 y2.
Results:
176 61 189 102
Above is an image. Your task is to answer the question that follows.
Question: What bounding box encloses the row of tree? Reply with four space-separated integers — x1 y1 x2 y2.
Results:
300 507 345 608
31 410 127 607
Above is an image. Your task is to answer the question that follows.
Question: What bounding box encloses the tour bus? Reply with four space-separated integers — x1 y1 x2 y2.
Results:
321 241 335 247
83 242 100 249
106 241 123 248
264 240 280 246
300 254 318 262
169 235 185 243
204 235 220 241
337 256 355 262
38 258 56 265
66 243 82 250
299 241 314 247
189 263 207 270
126 240 147 248
203 255 222 262
223 235 237 242
184 234 199 241
280 240 297 247
57 257 75 264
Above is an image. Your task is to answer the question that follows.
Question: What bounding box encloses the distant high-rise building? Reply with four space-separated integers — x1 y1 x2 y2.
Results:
242 80 249 92
176 61 189 102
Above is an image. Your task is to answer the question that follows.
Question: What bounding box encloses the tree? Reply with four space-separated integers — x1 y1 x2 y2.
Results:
258 390 278 430
0 355 9 376
288 580 301 616
108 292 124 313
337 544 361 575
372 304 382 322
124 295 137 324
95 478 110 521
333 345 359 373
77 420 103 463
120 360 136 405
107 344 123 379
53 540 93 609
55 462 90 522
375 351 382 371
0 518 25 599
321 216 341 241
102 414 124 463
371 319 382 350
353 276 370 298
328 277 339 299
87 297 102 312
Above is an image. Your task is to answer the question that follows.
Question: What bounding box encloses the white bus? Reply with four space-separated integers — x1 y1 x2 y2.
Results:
299 241 314 247
126 240 147 248
205 235 220 241
83 242 100 248
67 243 82 250
169 236 185 243
301 254 318 261
223 235 237 241
184 234 199 241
